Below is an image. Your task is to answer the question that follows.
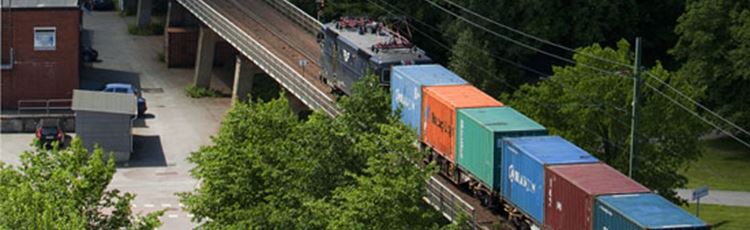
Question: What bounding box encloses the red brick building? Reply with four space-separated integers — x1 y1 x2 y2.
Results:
1 0 81 108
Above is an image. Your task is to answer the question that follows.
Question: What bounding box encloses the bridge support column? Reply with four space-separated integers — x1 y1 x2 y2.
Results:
136 0 153 28
285 91 311 115
232 56 260 104
193 26 218 88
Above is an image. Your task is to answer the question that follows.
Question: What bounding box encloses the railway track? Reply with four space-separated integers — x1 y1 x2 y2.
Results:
177 0 503 228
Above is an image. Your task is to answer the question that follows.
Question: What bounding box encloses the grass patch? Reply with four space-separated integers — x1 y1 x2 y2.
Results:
185 85 221 98
682 204 750 229
127 21 164 36
683 137 750 192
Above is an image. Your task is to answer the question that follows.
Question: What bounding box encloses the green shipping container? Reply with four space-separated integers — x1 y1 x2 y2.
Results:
456 106 547 191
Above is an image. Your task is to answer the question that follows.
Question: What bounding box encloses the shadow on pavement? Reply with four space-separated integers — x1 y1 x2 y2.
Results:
132 114 155 128
126 135 167 167
80 68 141 91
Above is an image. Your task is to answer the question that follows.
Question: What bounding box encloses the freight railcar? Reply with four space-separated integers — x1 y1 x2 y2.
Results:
319 17 431 95
387 64 709 230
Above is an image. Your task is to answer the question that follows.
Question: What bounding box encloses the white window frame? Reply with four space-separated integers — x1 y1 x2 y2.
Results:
33 27 57 51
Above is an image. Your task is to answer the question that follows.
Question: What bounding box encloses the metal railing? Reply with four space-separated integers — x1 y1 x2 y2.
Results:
178 1 481 228
261 0 322 35
425 177 478 229
17 98 73 114
178 0 339 117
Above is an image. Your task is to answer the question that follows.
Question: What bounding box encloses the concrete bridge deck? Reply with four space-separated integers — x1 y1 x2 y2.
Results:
172 0 499 228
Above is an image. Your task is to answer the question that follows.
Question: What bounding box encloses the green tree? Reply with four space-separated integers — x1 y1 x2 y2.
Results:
180 75 449 228
448 28 505 94
0 139 162 229
672 0 750 138
506 40 706 202
312 120 444 230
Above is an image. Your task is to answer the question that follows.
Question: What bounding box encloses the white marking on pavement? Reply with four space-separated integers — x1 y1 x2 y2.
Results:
144 204 155 208
168 214 178 218
161 203 172 208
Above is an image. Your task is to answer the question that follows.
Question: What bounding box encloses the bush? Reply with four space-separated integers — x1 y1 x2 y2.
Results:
185 85 221 98
127 21 164 36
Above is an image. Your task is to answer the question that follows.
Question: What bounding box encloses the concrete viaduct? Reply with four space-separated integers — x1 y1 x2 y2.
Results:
137 0 494 228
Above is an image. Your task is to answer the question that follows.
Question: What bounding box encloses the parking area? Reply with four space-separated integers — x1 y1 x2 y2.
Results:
1 11 234 229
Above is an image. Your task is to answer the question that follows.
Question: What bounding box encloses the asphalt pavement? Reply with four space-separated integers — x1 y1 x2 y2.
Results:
677 189 750 207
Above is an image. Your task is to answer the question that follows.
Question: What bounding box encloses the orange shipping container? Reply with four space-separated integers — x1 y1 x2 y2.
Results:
421 85 503 162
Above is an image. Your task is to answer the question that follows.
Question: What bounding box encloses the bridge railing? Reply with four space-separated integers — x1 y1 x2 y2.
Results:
425 177 479 229
179 0 481 228
179 0 339 117
261 0 322 35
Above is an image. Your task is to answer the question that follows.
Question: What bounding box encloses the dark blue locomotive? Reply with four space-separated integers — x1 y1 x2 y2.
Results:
319 17 432 95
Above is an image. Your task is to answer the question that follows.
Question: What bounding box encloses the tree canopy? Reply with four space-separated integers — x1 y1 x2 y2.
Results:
179 75 457 229
0 139 162 229
505 41 706 202
672 0 750 138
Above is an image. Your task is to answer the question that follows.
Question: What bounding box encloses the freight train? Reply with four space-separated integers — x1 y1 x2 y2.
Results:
319 18 710 230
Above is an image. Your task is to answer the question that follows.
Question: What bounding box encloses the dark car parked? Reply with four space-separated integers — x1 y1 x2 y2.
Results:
36 119 65 147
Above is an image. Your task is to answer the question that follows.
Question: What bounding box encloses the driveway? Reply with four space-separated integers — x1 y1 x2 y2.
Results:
83 12 232 228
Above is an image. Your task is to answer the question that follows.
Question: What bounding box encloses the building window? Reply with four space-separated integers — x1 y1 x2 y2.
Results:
34 27 56 51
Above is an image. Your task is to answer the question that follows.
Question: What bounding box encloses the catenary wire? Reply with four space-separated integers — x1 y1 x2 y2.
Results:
422 0 628 78
438 0 633 68
422 0 750 148
366 0 702 163
645 82 750 148
644 72 750 136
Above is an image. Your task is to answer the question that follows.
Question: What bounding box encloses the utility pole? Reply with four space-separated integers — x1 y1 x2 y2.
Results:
629 37 642 178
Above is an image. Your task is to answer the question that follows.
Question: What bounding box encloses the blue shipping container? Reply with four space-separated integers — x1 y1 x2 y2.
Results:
501 136 598 224
390 65 467 137
594 193 709 230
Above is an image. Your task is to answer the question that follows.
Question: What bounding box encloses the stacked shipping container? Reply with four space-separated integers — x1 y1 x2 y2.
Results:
501 136 599 224
456 106 547 191
421 85 502 162
594 193 709 229
390 65 467 136
544 163 651 230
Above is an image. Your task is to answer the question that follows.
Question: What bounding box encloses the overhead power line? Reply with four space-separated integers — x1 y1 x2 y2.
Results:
438 0 632 68
422 0 627 79
644 72 750 137
644 82 750 148
425 0 750 148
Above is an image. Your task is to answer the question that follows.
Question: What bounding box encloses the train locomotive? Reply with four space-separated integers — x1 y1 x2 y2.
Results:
318 18 710 230
319 17 431 95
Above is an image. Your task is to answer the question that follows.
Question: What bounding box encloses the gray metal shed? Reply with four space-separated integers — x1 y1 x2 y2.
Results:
72 90 136 162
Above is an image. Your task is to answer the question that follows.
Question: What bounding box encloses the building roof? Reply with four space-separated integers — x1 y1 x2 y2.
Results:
72 90 137 115
1 0 78 9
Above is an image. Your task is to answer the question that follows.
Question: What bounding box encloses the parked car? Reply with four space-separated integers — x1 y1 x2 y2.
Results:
102 83 147 116
36 119 65 147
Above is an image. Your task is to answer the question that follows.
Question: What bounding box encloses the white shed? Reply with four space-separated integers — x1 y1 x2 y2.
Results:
72 90 137 162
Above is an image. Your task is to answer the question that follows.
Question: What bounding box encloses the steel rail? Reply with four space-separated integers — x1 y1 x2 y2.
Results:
178 0 480 227
261 0 322 35
178 0 339 117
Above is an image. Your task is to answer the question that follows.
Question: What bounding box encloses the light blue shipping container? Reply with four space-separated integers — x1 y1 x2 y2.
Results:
501 136 598 224
594 193 709 230
390 64 467 137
